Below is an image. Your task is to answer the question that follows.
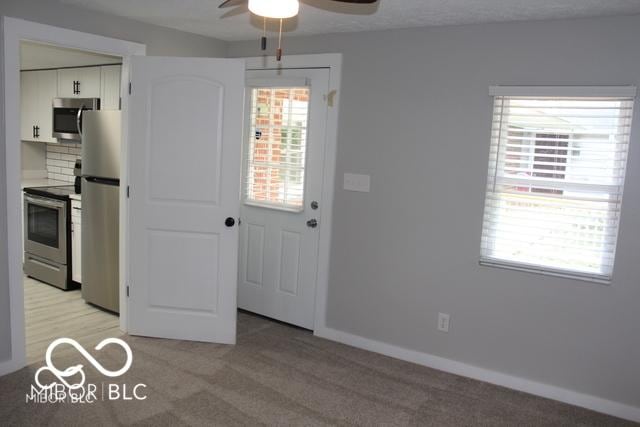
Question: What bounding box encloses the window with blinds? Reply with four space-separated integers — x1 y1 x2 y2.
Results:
244 86 310 211
481 87 636 282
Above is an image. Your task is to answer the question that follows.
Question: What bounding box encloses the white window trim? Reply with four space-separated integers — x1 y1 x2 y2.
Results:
479 259 613 285
480 86 636 284
489 85 636 98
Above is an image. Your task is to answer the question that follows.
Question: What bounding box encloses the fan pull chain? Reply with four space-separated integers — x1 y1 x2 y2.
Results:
276 18 283 61
261 17 267 51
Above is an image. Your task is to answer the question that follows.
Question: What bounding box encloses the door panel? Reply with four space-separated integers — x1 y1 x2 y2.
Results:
100 65 122 110
81 111 122 179
57 68 77 98
20 71 37 141
238 69 330 330
128 56 244 344
36 70 58 143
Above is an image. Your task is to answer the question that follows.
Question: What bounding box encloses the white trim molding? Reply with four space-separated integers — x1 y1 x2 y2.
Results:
2 16 145 376
489 85 637 97
315 326 640 423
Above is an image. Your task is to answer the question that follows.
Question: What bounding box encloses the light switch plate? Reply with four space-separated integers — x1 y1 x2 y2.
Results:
344 173 370 192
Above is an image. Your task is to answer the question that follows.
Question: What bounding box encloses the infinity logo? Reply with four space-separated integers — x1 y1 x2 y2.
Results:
34 338 133 390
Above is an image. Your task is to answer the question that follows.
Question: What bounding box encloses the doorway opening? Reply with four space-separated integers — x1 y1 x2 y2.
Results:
19 40 124 364
2 17 146 374
238 67 331 330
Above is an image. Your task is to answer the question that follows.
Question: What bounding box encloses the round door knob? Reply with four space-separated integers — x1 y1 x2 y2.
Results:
225 217 236 227
306 219 318 228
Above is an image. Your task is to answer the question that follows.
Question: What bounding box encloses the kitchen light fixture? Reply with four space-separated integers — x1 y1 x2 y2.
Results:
248 0 300 19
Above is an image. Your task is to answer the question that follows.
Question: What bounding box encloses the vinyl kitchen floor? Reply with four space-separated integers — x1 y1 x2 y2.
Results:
23 275 121 365
1 307 633 426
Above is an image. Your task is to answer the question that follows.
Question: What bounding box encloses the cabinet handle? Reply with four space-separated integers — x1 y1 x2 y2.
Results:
35 126 39 138
76 80 81 95
32 126 35 138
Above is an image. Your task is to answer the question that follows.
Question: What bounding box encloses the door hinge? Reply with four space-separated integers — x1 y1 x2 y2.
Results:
126 285 130 297
128 82 132 95
126 186 130 198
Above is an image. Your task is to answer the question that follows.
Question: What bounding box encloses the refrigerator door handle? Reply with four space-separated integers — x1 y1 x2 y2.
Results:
85 176 120 186
76 105 86 139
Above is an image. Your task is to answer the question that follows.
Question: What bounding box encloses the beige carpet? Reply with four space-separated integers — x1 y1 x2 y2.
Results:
0 312 634 426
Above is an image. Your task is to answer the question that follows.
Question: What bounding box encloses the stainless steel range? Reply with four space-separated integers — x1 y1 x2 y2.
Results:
23 185 76 290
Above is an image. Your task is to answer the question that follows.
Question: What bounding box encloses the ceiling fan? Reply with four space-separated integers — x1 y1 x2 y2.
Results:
219 0 378 60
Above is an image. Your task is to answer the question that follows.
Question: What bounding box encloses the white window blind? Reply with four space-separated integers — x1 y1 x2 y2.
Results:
244 86 310 211
481 87 636 282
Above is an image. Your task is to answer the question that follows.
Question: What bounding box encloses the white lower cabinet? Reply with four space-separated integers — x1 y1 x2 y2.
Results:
71 199 82 284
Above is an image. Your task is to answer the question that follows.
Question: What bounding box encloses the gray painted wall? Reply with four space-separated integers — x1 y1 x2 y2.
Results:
0 0 227 363
228 15 640 407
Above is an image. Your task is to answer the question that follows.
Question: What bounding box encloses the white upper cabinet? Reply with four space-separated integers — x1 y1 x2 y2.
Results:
20 69 57 143
57 67 101 98
21 65 120 143
20 71 37 141
100 65 122 110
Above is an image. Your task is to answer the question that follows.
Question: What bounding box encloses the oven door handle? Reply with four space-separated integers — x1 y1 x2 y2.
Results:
25 195 66 209
26 255 61 272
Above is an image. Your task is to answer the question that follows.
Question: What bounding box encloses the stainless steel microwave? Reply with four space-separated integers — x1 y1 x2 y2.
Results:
52 98 100 142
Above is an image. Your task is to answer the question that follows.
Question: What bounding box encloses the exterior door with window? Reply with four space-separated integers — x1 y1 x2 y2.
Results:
238 68 330 329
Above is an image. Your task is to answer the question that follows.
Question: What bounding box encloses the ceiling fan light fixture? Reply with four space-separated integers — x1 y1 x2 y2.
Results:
248 0 300 19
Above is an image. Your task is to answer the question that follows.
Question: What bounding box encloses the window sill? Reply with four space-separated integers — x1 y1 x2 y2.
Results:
479 258 612 285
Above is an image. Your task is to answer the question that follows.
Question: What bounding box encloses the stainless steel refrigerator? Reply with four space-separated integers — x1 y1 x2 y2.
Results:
81 111 121 313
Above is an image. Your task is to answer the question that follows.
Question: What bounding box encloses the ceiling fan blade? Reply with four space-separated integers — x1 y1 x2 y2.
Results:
330 0 378 3
220 4 249 18
302 0 378 15
219 0 247 8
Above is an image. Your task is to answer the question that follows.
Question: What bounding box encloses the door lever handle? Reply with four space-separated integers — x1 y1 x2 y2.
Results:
306 219 318 228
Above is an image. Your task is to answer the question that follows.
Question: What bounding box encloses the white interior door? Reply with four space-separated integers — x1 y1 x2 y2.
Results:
128 56 244 344
238 68 330 330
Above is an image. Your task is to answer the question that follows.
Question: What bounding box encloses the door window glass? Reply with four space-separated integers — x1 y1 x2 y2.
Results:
244 87 310 210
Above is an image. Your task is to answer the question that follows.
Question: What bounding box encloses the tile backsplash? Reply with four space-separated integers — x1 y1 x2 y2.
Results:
46 142 81 183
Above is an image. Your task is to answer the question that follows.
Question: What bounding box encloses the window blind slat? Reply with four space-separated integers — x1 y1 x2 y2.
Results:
481 94 634 281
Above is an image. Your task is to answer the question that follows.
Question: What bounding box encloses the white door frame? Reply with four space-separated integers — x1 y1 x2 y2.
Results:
1 16 145 375
242 54 342 333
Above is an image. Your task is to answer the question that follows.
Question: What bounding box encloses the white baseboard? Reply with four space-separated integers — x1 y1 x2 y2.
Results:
0 357 22 377
315 326 640 423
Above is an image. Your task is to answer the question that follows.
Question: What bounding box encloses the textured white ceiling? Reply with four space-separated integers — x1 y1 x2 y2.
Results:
60 0 640 41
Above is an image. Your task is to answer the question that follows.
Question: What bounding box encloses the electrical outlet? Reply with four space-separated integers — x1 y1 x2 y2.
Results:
438 313 450 332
